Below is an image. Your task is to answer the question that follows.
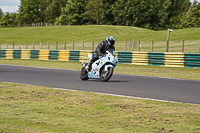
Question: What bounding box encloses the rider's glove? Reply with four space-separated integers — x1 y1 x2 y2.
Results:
99 53 105 57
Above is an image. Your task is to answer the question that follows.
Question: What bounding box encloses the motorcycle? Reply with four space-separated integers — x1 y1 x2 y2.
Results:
80 49 118 82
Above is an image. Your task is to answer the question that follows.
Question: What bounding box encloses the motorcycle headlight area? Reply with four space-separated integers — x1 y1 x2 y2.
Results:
112 56 118 64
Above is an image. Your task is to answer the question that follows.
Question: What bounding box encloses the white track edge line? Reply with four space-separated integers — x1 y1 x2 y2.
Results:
54 87 200 105
1 81 199 105
97 93 200 106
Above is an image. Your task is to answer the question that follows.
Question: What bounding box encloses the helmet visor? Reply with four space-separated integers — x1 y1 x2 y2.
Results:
110 41 115 46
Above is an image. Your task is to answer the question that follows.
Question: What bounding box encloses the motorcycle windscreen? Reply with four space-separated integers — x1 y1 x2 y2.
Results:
108 48 116 56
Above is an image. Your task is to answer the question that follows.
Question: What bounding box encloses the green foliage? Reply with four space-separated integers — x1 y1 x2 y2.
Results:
18 0 42 24
160 0 191 29
1 0 200 30
0 8 4 19
101 0 117 25
18 0 67 25
112 0 195 30
44 0 67 23
0 13 18 27
57 0 89 25
0 13 11 26
180 1 200 28
85 0 102 24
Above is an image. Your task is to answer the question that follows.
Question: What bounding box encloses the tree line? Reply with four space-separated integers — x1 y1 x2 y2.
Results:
0 0 200 30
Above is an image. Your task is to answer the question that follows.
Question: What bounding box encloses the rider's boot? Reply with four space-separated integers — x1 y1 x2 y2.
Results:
85 62 92 72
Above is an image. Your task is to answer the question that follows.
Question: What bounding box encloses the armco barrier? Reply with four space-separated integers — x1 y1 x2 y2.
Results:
0 50 200 68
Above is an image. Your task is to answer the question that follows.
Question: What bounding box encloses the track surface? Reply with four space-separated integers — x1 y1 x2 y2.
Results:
0 64 199 104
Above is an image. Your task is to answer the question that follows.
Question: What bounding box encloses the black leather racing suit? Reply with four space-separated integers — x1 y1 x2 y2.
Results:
90 41 115 63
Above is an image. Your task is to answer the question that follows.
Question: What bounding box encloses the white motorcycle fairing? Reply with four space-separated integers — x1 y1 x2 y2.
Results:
87 51 118 79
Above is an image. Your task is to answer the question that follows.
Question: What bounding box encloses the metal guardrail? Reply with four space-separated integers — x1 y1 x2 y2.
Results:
0 50 200 68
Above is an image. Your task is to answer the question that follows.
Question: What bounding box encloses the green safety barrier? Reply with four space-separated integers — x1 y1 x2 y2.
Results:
0 50 6 58
184 53 200 68
0 49 199 68
69 50 80 61
31 50 39 59
49 50 59 60
148 52 165 66
117 51 132 64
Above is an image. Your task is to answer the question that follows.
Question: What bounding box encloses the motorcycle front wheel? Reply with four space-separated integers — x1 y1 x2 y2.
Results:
100 67 113 82
80 67 89 80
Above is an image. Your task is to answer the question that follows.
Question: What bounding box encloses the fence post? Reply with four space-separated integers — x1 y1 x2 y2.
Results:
25 43 27 49
33 42 35 50
48 42 50 50
92 41 94 51
138 41 140 51
6 42 8 49
125 41 127 51
64 42 66 50
40 42 42 49
13 43 14 49
199 40 200 53
132 38 135 51
151 40 154 52
56 42 58 50
82 41 84 50
182 40 184 53
166 40 169 52
73 42 74 50
19 43 21 49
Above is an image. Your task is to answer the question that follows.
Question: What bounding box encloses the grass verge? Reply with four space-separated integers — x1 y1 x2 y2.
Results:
0 25 200 52
0 59 200 80
0 82 200 133
1 25 200 43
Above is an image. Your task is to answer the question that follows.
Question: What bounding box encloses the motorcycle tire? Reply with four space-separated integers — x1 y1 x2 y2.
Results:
80 67 89 80
100 67 113 82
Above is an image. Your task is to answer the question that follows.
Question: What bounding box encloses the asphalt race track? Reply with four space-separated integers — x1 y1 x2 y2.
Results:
0 64 199 104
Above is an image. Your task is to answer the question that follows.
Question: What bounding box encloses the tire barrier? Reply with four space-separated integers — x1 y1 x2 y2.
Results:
0 50 200 68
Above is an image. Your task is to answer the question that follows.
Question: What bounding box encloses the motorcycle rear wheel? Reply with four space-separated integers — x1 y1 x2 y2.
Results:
80 67 89 80
100 67 113 82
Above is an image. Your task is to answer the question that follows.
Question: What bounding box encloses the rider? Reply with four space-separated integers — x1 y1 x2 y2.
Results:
86 36 115 72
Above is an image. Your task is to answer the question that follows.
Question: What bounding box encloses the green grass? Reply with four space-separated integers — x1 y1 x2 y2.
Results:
0 82 200 133
1 59 200 80
0 25 200 42
0 25 200 52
